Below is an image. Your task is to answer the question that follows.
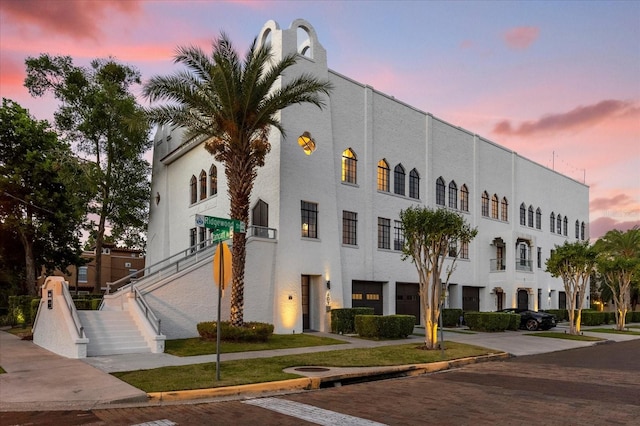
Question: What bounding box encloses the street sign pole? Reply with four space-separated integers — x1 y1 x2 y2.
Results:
216 242 223 381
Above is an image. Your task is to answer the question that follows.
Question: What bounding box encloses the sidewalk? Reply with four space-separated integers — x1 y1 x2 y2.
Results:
1 324 638 411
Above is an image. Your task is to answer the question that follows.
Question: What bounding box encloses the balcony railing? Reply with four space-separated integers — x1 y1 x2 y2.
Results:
516 259 533 272
490 259 506 272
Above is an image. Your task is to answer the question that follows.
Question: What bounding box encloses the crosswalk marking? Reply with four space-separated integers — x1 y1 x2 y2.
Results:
243 397 388 426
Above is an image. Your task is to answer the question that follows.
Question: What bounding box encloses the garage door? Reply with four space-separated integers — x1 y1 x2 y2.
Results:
352 280 383 315
462 286 480 312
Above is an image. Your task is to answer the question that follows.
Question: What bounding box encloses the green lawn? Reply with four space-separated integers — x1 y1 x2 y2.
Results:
525 332 604 341
165 334 346 357
586 328 640 336
113 341 494 392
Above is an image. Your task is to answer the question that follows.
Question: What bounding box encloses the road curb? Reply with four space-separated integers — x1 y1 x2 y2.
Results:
147 352 509 403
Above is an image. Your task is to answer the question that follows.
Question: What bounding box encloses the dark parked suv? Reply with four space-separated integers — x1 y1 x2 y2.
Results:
498 308 557 331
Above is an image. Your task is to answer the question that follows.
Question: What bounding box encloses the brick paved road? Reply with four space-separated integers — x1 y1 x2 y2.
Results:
3 339 639 425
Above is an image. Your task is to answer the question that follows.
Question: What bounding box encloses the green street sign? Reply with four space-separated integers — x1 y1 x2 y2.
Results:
195 214 245 234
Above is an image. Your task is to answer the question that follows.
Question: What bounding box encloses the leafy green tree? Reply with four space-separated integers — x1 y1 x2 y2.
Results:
594 228 640 330
25 55 151 293
546 240 597 334
143 33 332 327
400 206 477 349
0 99 91 295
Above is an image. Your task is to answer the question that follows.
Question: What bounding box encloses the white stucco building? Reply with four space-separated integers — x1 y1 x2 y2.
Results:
145 19 589 336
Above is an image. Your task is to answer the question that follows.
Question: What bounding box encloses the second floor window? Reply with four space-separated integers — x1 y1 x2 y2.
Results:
409 169 420 199
210 165 218 196
527 205 534 227
536 208 542 229
520 203 526 225
394 164 405 195
78 266 88 283
491 194 499 219
501 197 508 221
199 170 207 200
481 191 489 217
394 220 404 251
448 181 457 209
436 177 446 205
342 148 357 184
342 211 357 245
301 201 318 238
190 175 197 204
377 159 390 192
378 217 390 249
460 185 469 212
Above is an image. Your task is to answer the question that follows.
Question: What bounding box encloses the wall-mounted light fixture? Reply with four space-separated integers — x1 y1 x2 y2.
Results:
155 192 161 205
326 280 331 289
297 131 316 156
288 294 293 300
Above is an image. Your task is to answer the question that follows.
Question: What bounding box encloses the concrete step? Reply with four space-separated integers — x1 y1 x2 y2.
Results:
78 310 151 357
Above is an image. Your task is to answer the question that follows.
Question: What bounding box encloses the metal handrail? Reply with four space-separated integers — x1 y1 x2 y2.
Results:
133 287 161 335
61 283 85 339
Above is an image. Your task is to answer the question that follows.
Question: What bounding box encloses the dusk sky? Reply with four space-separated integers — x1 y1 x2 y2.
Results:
1 0 638 239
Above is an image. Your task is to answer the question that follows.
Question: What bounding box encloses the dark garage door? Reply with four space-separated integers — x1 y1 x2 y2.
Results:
352 280 383 315
462 286 480 312
396 282 420 324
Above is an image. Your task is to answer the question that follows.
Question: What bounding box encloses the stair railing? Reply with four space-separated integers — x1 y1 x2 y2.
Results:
133 287 161 336
61 281 85 339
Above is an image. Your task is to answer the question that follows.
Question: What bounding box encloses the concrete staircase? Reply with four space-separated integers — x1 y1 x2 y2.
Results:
77 310 151 356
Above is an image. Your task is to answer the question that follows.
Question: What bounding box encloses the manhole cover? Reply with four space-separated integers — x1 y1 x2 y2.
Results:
294 367 330 372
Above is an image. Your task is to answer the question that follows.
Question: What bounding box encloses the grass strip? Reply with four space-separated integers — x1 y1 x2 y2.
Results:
525 332 603 341
113 341 494 392
165 334 346 357
585 328 640 336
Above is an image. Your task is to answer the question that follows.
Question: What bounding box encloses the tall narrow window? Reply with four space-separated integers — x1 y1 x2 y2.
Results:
448 181 458 209
537 247 542 268
209 165 217 196
342 211 357 245
460 241 469 259
536 208 542 230
550 212 555 233
377 159 389 192
460 185 469 212
394 220 404 251
342 148 357 184
199 226 206 249
409 169 420 199
190 175 197 204
557 214 562 234
563 216 568 236
575 220 580 239
377 217 390 249
481 191 489 217
393 164 405 195
527 205 534 227
491 194 499 219
436 177 446 205
448 239 458 257
78 266 88 283
301 201 318 238
581 222 585 240
520 203 526 225
252 199 269 237
199 170 207 200
501 197 508 221
189 228 197 253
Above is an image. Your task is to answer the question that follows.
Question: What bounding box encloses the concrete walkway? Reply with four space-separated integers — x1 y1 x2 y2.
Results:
1 324 638 411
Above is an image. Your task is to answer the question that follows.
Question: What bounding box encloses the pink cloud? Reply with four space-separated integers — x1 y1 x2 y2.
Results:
503 26 540 50
589 216 640 240
0 0 142 40
492 99 639 136
460 40 474 49
590 193 638 212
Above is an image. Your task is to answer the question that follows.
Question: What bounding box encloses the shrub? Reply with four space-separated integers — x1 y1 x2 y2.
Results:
508 313 520 330
197 321 274 342
354 315 415 339
546 309 568 321
442 309 463 327
330 308 374 334
580 311 605 326
632 310 640 323
8 296 39 326
464 312 513 332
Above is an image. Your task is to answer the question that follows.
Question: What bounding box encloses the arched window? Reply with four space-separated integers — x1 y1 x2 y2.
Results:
209 165 217 196
557 214 562 234
581 222 586 240
501 197 508 221
481 191 489 217
563 216 568 236
394 164 405 195
536 208 542 229
448 181 458 209
341 148 357 184
460 185 469 212
520 203 526 225
199 170 207 200
527 205 534 227
575 220 580 239
409 169 420 199
436 177 446 205
550 212 555 233
190 175 197 204
491 194 499 219
252 199 269 238
377 159 389 192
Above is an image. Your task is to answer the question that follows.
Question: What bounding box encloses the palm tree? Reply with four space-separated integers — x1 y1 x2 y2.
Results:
144 33 332 327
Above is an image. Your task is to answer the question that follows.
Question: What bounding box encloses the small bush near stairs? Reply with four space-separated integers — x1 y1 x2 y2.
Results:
197 321 274 342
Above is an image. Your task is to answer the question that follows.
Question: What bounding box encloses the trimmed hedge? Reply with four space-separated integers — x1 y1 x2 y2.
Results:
442 309 463 327
8 296 40 326
331 307 374 334
464 312 514 332
354 315 415 339
580 311 606 326
72 297 102 310
546 309 568 321
197 321 274 342
633 311 640 323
